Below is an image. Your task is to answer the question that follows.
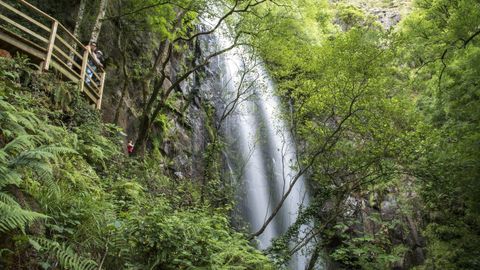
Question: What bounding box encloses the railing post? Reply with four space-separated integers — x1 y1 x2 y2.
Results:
79 50 89 93
96 71 106 109
42 20 58 70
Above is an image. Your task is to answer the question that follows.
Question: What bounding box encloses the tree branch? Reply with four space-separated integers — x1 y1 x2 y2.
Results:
249 93 361 239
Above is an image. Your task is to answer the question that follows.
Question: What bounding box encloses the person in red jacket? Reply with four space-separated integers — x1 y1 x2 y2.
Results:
127 140 134 155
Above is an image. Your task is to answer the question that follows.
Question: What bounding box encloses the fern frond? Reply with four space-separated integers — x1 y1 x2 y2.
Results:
9 145 76 168
2 135 39 156
14 111 40 133
0 166 21 188
0 192 20 207
0 202 48 233
0 150 7 163
38 175 61 196
38 145 77 157
35 125 66 144
30 238 98 270
15 149 56 162
11 155 53 175
0 111 27 138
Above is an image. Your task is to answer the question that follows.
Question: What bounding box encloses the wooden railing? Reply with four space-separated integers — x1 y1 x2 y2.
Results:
0 0 105 109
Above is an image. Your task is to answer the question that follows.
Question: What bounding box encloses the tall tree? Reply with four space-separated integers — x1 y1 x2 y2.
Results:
73 0 87 40
68 0 87 66
90 0 109 42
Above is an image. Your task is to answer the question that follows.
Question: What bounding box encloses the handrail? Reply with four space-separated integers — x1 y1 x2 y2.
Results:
18 0 56 22
17 0 101 72
0 14 48 43
0 1 49 31
0 0 106 109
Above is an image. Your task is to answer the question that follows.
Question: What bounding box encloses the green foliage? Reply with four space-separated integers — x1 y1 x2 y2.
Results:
0 56 271 269
4 0 479 268
334 3 379 29
0 95 72 233
29 238 98 270
116 205 273 269
251 1 419 268
329 217 408 269
397 0 480 269
0 202 47 233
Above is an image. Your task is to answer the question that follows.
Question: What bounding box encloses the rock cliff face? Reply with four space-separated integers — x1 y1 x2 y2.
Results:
333 0 411 29
99 33 210 182
352 186 425 269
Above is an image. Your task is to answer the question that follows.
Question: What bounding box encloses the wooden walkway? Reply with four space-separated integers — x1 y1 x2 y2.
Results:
0 0 105 109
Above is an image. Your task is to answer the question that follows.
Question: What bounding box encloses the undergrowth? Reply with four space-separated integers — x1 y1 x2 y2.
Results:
0 56 272 270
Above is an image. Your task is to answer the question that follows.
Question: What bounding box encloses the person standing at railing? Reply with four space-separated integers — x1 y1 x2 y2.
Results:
84 41 103 85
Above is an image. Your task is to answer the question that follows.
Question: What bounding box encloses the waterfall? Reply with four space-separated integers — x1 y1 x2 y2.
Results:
198 11 317 270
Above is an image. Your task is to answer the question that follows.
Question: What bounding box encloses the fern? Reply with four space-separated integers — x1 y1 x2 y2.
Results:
0 95 76 234
0 192 20 207
0 99 33 137
3 135 41 156
29 238 98 270
0 166 21 188
0 201 48 233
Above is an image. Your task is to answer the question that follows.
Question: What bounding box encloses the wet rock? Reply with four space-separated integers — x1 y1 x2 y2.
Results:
380 196 398 221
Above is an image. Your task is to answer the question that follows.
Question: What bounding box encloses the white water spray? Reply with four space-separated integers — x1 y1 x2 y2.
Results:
198 8 318 269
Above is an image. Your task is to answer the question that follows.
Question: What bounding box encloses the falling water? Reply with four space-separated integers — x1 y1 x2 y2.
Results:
198 10 316 270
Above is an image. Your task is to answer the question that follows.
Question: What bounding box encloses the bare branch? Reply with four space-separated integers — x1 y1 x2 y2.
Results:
174 0 269 43
102 1 192 21
249 93 362 239
463 28 480 48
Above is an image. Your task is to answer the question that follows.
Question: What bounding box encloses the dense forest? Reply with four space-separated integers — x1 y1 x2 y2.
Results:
0 0 479 269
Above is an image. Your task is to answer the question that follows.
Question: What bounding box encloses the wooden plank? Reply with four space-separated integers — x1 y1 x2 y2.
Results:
56 35 82 59
0 0 105 110
86 78 100 92
50 60 81 83
53 45 82 71
96 72 106 109
83 85 99 104
42 20 58 70
17 1 87 58
82 71 101 94
0 1 50 32
0 27 45 59
0 14 48 44
57 23 84 50
18 1 84 52
51 52 80 77
79 50 88 93
13 0 86 59
86 83 100 98
91 81 101 94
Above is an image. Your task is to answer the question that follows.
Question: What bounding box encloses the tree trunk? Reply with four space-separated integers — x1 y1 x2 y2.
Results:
73 0 86 40
134 115 151 156
113 71 129 124
68 0 86 66
90 0 109 43
306 244 321 270
113 25 129 124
